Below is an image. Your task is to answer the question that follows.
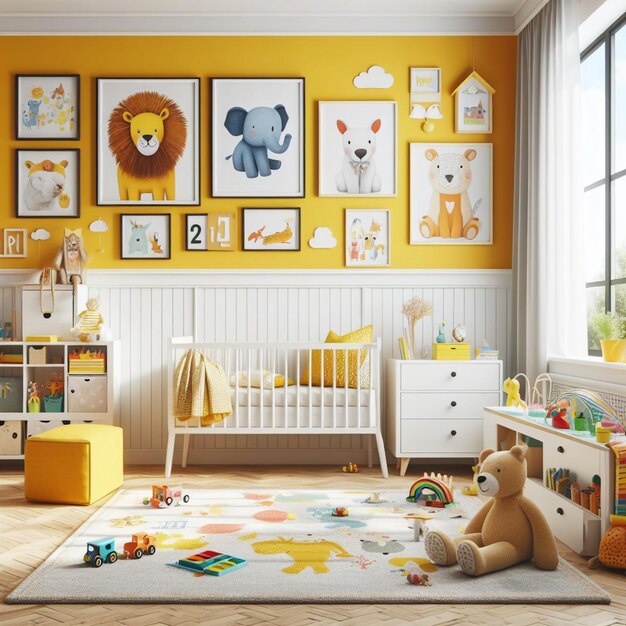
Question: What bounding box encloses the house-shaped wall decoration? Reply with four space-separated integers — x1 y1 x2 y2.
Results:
451 70 495 134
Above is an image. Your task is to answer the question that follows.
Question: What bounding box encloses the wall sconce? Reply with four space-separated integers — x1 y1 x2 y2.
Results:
409 103 443 133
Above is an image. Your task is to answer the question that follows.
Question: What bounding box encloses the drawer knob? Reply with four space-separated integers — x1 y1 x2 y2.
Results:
450 401 457 407
450 430 457 436
556 507 564 516
557 446 564 453
451 371 457 377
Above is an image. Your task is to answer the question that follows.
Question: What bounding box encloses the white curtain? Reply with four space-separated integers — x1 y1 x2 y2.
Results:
513 0 587 382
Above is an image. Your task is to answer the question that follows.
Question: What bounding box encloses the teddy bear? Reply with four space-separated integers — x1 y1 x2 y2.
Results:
424 445 559 576
419 148 480 241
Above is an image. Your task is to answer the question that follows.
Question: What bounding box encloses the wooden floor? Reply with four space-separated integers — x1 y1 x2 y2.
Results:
1 463 626 626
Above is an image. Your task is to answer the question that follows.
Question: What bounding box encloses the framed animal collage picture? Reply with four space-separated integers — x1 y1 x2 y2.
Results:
211 78 305 198
345 209 390 267
96 77 200 206
120 213 171 259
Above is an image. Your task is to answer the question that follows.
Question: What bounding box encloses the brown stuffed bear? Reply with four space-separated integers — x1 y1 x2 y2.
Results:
424 445 559 576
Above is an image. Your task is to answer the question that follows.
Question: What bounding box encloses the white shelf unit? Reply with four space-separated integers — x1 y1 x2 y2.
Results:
0 341 119 460
483 407 614 557
387 359 503 475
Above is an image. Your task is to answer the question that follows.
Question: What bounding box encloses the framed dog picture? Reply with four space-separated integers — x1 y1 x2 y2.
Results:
242 208 300 251
409 143 492 245
97 78 200 206
318 101 397 197
345 209 390 267
15 149 80 218
185 214 208 251
16 74 80 140
120 213 171 259
211 78 305 198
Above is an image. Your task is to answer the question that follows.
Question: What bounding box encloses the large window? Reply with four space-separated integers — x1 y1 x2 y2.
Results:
582 13 626 353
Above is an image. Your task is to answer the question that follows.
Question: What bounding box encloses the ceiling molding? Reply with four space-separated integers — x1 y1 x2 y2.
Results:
0 0 544 35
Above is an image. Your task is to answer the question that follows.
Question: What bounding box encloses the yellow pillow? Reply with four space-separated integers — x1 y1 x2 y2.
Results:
301 324 373 389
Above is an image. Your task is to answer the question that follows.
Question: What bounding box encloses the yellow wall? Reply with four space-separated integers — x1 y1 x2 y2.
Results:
0 36 517 270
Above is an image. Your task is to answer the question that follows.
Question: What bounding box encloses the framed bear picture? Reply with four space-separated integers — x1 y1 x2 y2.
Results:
97 77 200 206
120 213 171 259
15 149 80 218
211 78 305 198
409 143 492 245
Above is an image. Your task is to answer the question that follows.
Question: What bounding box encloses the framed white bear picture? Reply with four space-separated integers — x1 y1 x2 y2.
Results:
409 143 492 245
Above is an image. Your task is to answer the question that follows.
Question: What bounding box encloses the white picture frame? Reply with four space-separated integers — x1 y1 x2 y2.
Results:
409 143 493 245
120 213 171 259
318 101 397 198
345 209 391 267
211 78 305 198
410 68 441 104
242 208 300 251
185 214 208 251
97 77 200 206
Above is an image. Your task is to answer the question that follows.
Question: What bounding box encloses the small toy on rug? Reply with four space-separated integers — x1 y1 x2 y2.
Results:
589 515 626 572
169 549 247 576
143 484 190 508
405 571 432 585
332 506 349 517
406 473 454 508
342 462 359 473
122 532 157 559
83 537 118 568
364 492 387 504
424 445 559 577
404 513 434 541
462 464 480 496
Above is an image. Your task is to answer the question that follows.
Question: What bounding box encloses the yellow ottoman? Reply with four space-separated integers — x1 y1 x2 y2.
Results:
25 424 123 505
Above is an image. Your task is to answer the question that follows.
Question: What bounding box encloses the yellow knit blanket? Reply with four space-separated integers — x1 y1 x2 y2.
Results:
174 350 232 426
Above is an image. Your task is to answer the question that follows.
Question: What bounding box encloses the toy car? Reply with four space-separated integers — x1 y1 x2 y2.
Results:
83 537 118 568
332 506 349 517
123 532 157 559
143 484 190 508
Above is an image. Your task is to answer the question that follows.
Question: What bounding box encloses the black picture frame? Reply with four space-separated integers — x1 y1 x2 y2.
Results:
15 73 81 140
241 207 301 251
120 213 172 260
185 213 208 251
15 148 81 218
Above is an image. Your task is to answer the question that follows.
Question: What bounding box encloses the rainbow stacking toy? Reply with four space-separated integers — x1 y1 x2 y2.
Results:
406 473 454 507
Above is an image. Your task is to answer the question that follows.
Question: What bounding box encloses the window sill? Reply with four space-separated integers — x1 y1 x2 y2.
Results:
548 356 626 391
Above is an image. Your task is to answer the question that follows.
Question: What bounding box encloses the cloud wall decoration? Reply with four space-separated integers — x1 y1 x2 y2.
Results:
353 65 394 89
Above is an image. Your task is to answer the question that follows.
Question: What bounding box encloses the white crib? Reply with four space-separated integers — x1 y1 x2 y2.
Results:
165 337 388 478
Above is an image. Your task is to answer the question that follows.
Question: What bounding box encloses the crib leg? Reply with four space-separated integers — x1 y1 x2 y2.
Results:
182 433 190 469
374 430 388 478
165 432 176 478
367 436 373 468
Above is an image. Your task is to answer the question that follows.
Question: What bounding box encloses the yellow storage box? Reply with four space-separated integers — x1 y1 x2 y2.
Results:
432 342 471 360
25 424 123 505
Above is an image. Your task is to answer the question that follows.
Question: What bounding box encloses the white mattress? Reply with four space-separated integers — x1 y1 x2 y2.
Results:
229 385 371 407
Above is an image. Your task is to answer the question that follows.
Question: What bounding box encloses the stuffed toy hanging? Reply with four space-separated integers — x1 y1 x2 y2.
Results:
54 228 88 293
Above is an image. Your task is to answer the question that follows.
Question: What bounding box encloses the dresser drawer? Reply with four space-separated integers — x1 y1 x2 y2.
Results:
400 392 501 419
401 419 483 454
400 362 500 392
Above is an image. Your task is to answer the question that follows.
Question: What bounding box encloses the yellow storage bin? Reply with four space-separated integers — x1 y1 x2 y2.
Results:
432 343 471 360
25 424 123 505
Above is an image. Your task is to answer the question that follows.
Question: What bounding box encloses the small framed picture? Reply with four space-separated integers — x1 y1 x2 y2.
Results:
211 77 305 198
242 208 300 251
410 68 442 103
207 212 237 251
345 209 391 267
2 229 28 258
452 71 495 134
120 214 171 259
16 149 80 218
16 74 80 140
318 101 397 197
97 77 200 205
185 214 208 251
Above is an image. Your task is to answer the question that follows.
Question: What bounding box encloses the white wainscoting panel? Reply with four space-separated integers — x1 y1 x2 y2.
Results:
0 270 511 464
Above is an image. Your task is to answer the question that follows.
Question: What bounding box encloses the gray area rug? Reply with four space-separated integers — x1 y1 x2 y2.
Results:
6 488 610 604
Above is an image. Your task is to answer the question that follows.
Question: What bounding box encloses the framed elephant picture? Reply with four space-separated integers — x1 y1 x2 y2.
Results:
409 142 492 245
120 213 171 259
97 77 200 206
211 78 305 198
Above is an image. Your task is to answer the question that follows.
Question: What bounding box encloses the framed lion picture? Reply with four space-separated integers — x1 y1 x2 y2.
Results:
97 78 200 206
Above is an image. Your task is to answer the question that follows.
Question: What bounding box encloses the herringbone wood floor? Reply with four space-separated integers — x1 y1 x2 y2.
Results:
1 463 625 626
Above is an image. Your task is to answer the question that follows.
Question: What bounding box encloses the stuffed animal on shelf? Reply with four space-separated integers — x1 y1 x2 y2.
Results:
54 228 88 293
424 445 558 577
503 377 527 411
72 297 105 342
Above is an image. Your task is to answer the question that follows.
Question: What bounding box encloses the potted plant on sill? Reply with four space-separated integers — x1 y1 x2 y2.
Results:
593 312 626 363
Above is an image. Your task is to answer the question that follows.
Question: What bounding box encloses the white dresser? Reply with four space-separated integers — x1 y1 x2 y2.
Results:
387 359 502 475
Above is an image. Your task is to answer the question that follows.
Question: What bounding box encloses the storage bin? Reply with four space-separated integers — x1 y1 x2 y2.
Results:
27 420 73 437
432 343 471 360
28 346 47 365
0 421 22 454
0 377 23 413
68 376 107 413
43 395 63 413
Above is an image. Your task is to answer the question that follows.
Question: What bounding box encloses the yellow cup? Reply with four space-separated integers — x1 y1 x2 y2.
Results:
596 423 611 443
600 339 626 363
